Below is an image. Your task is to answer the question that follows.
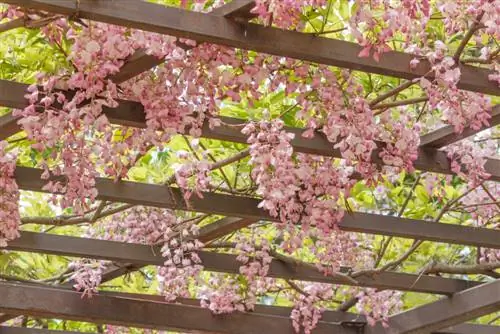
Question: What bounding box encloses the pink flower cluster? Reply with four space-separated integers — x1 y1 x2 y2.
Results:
69 259 105 297
356 289 403 327
0 141 20 247
378 114 421 172
447 141 491 187
159 222 204 302
199 275 249 314
172 147 211 201
460 182 499 227
252 0 327 29
290 283 331 334
243 120 355 236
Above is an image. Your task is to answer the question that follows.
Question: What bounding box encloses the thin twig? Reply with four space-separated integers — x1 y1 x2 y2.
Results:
373 174 423 268
91 201 108 222
369 80 418 107
0 17 24 33
480 184 500 210
372 97 428 115
423 261 500 277
454 11 486 61
199 141 233 190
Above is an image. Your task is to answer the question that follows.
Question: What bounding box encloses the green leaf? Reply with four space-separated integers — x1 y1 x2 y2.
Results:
415 185 429 202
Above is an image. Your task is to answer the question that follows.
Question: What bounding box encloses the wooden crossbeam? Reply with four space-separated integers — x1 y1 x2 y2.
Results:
366 279 500 334
3 231 482 294
2 291 499 334
1 80 499 181
0 282 358 334
434 324 500 334
14 166 500 249
1 324 498 334
0 328 84 334
107 0 256 83
210 0 257 19
421 106 500 148
3 0 498 96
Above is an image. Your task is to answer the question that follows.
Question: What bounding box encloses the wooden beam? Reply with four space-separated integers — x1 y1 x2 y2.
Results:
1 281 366 324
4 0 498 96
4 232 481 294
106 50 162 84
1 296 497 334
366 279 500 334
107 0 256 84
0 282 357 334
1 81 499 181
198 217 258 242
14 166 500 249
421 106 500 148
0 328 84 334
210 0 257 19
1 325 498 334
434 324 500 334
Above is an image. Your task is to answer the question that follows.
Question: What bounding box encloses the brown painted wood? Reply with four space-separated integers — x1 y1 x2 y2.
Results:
1 80 499 181
366 279 500 334
433 324 500 334
107 50 163 84
107 0 256 84
4 232 482 294
14 166 500 249
1 325 498 334
198 217 258 242
210 0 257 19
1 295 497 334
421 106 500 148
4 0 498 96
0 327 85 334
0 282 357 334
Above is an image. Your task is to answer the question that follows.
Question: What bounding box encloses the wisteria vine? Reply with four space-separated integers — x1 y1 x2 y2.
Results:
0 0 499 332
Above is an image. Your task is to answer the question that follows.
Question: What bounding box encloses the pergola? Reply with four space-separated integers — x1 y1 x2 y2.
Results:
0 1 498 333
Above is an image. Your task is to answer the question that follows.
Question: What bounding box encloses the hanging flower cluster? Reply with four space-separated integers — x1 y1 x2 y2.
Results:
447 141 492 187
158 222 204 302
252 0 327 29
0 141 20 247
0 1 498 332
356 289 403 327
290 283 331 334
243 119 357 236
69 259 105 297
378 114 421 173
172 146 212 201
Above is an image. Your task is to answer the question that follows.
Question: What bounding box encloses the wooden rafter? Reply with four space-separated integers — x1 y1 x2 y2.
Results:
0 80 499 181
0 282 359 334
421 106 500 148
2 0 498 96
366 279 500 334
1 324 499 334
107 0 256 83
0 1 497 332
13 166 500 249
0 284 498 334
4 232 483 294
0 328 83 334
